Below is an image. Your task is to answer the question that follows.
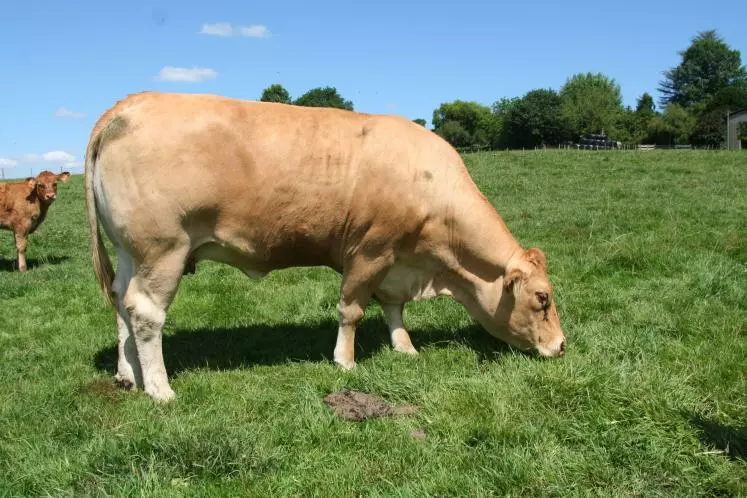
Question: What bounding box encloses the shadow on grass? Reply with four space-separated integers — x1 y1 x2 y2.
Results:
689 412 746 462
93 318 513 378
0 255 69 272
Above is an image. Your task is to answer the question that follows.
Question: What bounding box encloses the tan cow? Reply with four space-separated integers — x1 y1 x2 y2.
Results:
1 170 70 271
85 91 566 402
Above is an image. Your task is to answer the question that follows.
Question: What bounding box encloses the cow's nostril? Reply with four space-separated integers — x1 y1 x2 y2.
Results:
560 340 566 353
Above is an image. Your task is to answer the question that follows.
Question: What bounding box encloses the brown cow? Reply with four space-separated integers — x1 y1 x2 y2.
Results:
85 92 567 403
0 170 70 272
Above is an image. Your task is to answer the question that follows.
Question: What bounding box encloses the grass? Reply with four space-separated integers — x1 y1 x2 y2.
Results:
0 150 745 496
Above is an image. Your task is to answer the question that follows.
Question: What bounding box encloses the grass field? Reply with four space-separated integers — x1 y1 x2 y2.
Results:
0 150 745 496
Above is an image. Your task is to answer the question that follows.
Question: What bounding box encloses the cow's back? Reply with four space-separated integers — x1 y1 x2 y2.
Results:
92 92 470 270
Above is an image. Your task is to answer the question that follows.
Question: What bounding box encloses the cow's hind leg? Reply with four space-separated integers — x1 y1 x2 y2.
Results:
334 254 394 370
123 248 188 402
14 229 29 272
381 302 418 355
112 249 141 389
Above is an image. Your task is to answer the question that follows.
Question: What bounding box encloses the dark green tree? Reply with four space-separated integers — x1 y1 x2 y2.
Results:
260 84 292 104
560 72 625 139
659 30 747 109
504 89 569 148
413 118 427 127
641 104 695 145
690 85 747 146
431 100 498 148
635 93 656 118
435 121 472 148
662 104 695 144
491 97 521 148
617 107 645 144
293 86 353 110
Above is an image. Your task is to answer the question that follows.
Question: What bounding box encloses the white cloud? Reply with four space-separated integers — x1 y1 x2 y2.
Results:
155 66 218 82
199 22 271 39
42 151 75 163
63 161 84 169
12 151 76 165
54 107 86 119
239 25 271 38
0 158 18 168
200 22 234 37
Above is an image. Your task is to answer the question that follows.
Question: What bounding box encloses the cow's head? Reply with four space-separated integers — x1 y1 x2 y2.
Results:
469 247 566 358
30 170 70 204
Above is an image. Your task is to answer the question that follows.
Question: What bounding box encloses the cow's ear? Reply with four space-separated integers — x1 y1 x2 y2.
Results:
57 172 71 182
523 247 546 270
25 177 37 188
504 267 524 296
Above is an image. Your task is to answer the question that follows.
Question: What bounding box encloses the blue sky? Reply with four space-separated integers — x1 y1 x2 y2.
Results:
1 0 745 178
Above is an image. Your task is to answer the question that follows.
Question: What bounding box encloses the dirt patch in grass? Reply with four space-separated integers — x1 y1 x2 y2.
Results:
323 388 419 421
82 379 120 400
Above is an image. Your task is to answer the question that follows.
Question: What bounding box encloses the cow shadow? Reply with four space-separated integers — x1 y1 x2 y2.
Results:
93 317 512 378
0 255 69 272
688 412 746 462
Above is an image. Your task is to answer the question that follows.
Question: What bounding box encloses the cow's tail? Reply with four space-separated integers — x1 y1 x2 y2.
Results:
85 125 116 309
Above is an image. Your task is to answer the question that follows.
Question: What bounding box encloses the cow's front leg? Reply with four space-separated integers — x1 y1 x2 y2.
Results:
333 253 394 369
334 298 365 370
14 230 29 272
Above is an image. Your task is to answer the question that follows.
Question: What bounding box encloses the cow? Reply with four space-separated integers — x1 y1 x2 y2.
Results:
1 170 70 272
84 91 567 403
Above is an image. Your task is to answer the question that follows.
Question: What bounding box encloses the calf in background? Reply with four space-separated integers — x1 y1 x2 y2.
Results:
0 170 70 272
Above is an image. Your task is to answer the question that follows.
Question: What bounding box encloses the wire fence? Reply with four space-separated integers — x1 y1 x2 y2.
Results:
454 143 733 154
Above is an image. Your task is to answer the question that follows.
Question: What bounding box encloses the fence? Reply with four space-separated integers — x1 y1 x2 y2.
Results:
455 143 728 154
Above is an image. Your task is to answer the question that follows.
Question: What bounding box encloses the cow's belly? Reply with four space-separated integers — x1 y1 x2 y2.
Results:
190 227 342 278
376 261 451 303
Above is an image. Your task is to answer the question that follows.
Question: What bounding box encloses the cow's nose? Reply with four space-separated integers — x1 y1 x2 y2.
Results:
559 339 566 355
46 194 56 200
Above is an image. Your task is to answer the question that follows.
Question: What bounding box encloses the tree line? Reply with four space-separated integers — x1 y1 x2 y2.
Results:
258 30 747 149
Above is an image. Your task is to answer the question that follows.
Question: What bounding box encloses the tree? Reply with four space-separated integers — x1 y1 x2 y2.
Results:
413 118 427 127
431 100 498 148
491 97 521 148
659 30 747 109
435 121 472 148
690 85 747 146
560 72 625 139
504 89 569 148
617 106 645 144
293 86 353 110
662 104 695 144
635 93 656 118
641 104 696 145
260 84 291 104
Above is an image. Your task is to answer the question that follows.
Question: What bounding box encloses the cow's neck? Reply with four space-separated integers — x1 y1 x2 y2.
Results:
445 190 522 284
432 194 522 331
33 197 51 228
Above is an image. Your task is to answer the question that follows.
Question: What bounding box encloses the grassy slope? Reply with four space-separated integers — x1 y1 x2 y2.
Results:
0 151 745 496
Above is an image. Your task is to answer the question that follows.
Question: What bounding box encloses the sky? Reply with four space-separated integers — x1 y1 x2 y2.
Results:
1 0 745 179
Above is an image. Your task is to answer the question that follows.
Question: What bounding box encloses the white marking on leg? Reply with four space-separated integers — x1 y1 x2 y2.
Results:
115 313 141 389
127 289 174 402
334 300 364 370
113 250 141 388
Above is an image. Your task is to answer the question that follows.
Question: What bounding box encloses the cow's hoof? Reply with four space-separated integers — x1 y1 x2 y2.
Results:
145 384 176 403
334 358 356 371
114 373 136 390
394 343 418 355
